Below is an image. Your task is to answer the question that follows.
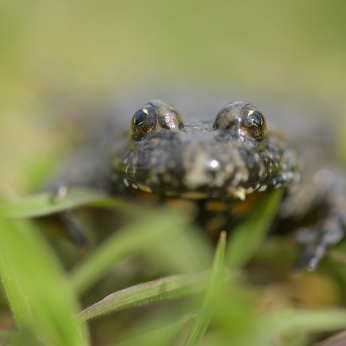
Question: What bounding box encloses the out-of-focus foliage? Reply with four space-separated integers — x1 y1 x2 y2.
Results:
2 190 346 345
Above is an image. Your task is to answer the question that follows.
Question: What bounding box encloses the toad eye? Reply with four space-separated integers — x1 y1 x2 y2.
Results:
213 101 267 141
133 109 149 126
131 101 183 140
131 106 157 140
248 110 263 127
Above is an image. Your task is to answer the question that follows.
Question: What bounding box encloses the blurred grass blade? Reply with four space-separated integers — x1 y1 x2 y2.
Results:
184 231 227 346
114 304 198 346
70 208 189 294
146 227 213 273
0 245 34 329
3 326 50 346
226 189 282 268
263 308 346 334
0 217 89 346
203 288 261 346
77 272 210 323
0 188 139 218
116 313 198 346
0 184 34 331
116 320 185 346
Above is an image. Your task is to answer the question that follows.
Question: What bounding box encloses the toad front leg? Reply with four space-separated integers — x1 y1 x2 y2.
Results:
281 169 346 270
306 173 346 270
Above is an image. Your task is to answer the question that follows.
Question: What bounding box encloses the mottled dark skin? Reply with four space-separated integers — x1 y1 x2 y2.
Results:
114 101 298 199
52 98 346 270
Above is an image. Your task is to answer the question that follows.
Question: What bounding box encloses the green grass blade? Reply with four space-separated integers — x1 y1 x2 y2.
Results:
77 272 210 323
0 217 89 346
0 183 34 331
226 189 283 268
70 208 189 294
0 189 106 218
116 313 197 346
145 226 213 273
184 231 227 346
263 308 346 334
0 243 34 329
204 289 261 346
0 188 141 218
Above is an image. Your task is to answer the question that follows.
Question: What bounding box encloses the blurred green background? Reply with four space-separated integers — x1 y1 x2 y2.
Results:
1 0 346 194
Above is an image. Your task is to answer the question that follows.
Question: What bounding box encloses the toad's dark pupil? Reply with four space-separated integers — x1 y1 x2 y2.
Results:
134 109 149 126
250 112 262 127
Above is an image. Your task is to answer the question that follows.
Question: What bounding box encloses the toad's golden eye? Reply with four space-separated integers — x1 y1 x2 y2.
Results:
213 101 267 141
131 107 157 140
133 108 149 126
131 101 184 140
248 110 263 127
